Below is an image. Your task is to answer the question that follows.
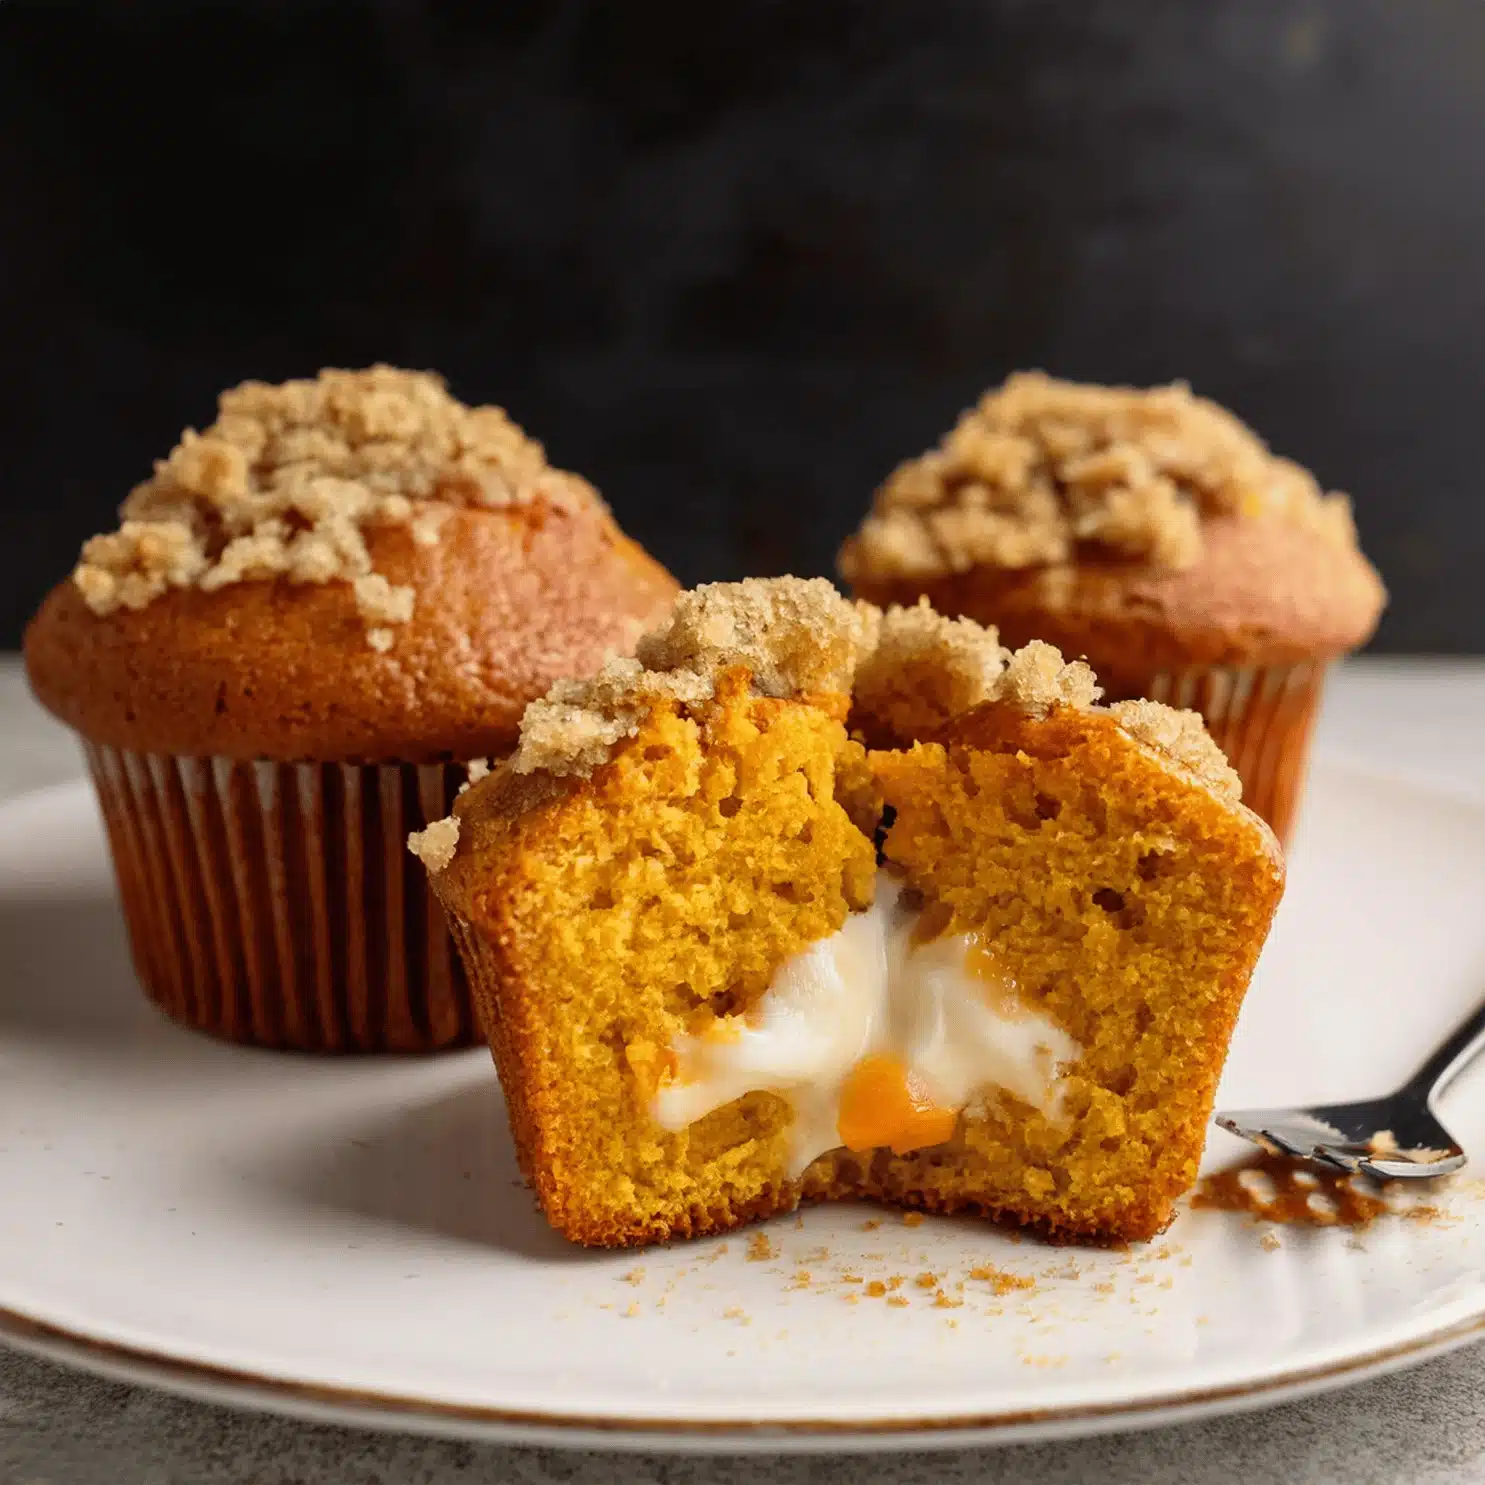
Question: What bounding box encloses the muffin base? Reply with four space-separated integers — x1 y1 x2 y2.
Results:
1103 662 1325 845
85 745 476 1052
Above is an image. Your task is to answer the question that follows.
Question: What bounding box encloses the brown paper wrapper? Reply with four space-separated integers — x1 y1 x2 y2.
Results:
1105 661 1326 845
83 745 477 1052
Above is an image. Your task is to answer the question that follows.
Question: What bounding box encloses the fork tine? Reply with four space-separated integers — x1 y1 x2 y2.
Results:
1216 1115 1288 1156
1256 1127 1315 1161
1360 1151 1467 1183
1218 1060 1471 1177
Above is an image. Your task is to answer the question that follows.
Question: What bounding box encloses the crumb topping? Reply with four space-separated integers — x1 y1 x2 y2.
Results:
998 641 1103 717
506 582 1238 801
1107 699 1242 800
853 601 1101 738
514 659 715 779
406 815 461 874
636 578 875 700
840 371 1359 584
853 602 1241 801
511 578 877 779
853 600 1010 734
457 757 492 797
71 365 597 643
405 584 1246 875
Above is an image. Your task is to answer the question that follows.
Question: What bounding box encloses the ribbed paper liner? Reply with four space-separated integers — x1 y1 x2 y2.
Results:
1113 662 1326 844
84 745 476 1052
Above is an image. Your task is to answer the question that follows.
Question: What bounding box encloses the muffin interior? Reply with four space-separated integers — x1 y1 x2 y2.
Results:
860 701 1282 1241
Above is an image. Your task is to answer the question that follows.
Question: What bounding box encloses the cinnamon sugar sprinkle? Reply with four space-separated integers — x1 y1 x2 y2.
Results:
72 366 597 644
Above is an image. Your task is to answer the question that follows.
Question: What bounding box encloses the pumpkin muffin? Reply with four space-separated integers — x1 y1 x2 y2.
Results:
25 365 677 1052
838 372 1387 842
417 579 1283 1248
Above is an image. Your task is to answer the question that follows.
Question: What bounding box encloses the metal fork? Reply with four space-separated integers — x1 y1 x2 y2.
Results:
1216 996 1485 1182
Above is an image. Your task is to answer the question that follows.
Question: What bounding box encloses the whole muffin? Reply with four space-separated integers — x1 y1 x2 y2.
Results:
838 372 1386 841
26 365 677 1052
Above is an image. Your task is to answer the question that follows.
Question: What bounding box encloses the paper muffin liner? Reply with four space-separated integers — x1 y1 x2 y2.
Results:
1110 661 1326 844
83 745 476 1052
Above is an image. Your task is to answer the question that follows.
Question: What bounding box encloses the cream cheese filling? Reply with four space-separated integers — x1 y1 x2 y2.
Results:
649 877 1082 1178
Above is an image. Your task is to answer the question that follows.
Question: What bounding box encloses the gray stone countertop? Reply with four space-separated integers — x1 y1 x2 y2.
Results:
3 655 1485 1485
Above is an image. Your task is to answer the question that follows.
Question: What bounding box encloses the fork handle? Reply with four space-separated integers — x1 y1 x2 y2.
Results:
1407 993 1485 1105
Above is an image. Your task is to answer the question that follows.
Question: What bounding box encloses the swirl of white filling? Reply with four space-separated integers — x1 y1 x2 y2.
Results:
650 877 1082 1177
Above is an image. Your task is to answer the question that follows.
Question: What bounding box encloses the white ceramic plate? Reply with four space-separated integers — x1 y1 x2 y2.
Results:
2 761 1485 1453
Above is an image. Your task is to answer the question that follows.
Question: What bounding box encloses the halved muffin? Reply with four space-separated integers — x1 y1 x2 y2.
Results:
418 579 1284 1246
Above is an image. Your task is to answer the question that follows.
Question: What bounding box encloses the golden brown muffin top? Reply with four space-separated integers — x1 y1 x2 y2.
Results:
28 366 680 761
839 371 1362 588
27 505 678 763
858 513 1386 669
70 365 598 649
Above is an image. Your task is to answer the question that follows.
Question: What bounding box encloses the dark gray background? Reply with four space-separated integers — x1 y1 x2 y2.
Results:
2 0 1481 651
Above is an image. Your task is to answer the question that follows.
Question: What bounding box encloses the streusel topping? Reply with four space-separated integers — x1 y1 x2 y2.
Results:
635 577 876 702
852 600 1240 798
406 815 462 874
839 371 1358 585
511 578 876 779
1107 699 1242 801
852 600 1095 739
408 585 1249 871
72 366 597 644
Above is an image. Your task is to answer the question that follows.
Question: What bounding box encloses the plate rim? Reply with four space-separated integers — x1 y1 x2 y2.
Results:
3 1298 1484 1452
3 764 1485 1451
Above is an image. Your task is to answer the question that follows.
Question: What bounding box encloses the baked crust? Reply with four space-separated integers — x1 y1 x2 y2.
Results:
850 514 1385 672
26 502 677 762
